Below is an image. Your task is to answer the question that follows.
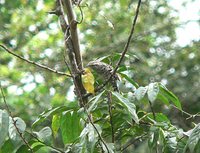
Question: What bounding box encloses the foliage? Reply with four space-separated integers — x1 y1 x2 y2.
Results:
0 0 199 153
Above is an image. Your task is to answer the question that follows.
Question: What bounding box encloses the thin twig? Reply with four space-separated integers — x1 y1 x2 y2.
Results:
77 4 84 24
25 131 64 153
107 91 115 143
0 85 33 153
120 134 147 152
86 108 110 152
0 44 71 77
68 72 110 152
171 105 200 120
99 0 142 90
175 136 186 153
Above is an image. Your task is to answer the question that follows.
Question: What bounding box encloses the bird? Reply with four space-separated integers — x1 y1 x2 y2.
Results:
87 60 119 92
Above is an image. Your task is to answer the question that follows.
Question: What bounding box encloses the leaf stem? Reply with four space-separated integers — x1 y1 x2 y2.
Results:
171 105 200 120
148 100 156 121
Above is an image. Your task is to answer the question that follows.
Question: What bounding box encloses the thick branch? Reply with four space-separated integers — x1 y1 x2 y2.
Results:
56 0 86 106
62 0 83 70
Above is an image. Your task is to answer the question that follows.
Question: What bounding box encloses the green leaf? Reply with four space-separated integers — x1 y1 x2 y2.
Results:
184 123 200 153
9 117 26 144
31 142 44 152
159 128 165 143
96 55 111 64
0 139 14 153
119 72 139 88
60 111 82 144
148 113 170 123
135 86 148 101
79 123 101 153
52 114 61 136
16 141 45 153
29 139 45 152
112 92 139 124
88 90 105 112
147 83 159 102
157 93 170 106
32 102 78 128
80 123 101 142
117 65 129 73
166 137 177 151
156 113 170 122
95 53 130 64
0 109 9 147
159 84 182 110
127 92 136 102
16 145 29 153
148 131 159 150
34 127 52 141
101 142 115 153
118 81 130 93
111 53 129 62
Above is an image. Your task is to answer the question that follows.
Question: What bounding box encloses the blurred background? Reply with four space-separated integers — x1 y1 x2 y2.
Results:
0 0 199 133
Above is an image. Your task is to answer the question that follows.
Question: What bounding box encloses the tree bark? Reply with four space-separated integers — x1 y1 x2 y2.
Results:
57 0 86 106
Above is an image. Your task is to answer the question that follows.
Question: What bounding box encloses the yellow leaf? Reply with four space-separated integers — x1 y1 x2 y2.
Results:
82 68 95 94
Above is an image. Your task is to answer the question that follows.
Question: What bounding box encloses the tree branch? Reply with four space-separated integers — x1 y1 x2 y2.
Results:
26 131 64 153
101 0 142 90
171 105 200 120
0 44 71 77
55 0 86 106
57 7 108 147
62 0 83 70
0 85 33 153
120 134 148 152
107 91 115 143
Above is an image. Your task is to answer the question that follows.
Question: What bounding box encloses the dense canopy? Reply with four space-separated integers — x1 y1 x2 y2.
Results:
0 0 199 152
